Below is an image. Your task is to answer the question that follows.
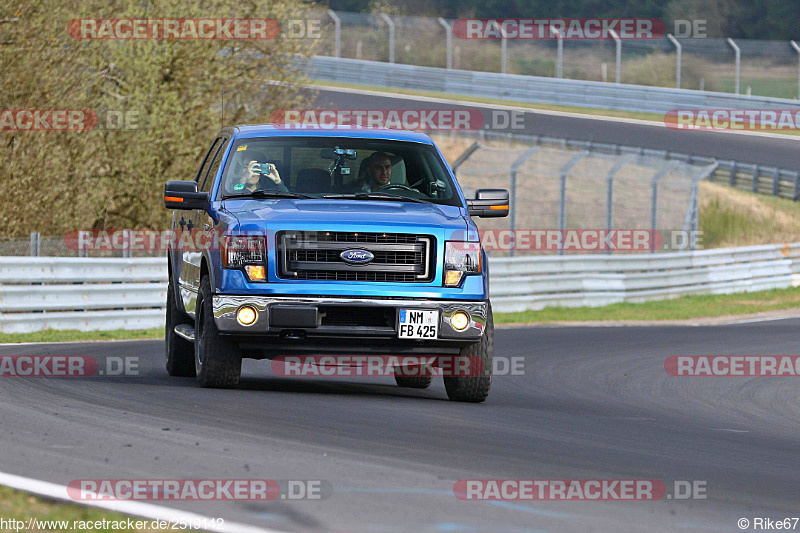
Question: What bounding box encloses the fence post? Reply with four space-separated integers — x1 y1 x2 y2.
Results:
551 28 563 78
122 229 132 258
327 10 341 58
78 230 89 258
508 146 539 256
609 29 621 83
667 34 681 88
688 162 718 250
604 156 631 254
792 41 800 99
773 167 781 197
729 161 737 186
380 14 395 63
451 141 481 177
30 232 40 257
500 25 508 74
752 164 759 192
794 171 800 201
649 161 679 252
558 153 587 255
688 183 699 251
438 18 453 69
727 38 740 94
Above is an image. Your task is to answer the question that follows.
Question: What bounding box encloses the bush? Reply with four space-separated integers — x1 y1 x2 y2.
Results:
0 0 313 236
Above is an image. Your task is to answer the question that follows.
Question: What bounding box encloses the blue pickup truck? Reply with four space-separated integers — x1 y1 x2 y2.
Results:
164 125 508 402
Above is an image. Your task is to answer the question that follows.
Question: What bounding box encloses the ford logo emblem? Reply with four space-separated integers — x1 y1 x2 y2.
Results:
340 249 374 264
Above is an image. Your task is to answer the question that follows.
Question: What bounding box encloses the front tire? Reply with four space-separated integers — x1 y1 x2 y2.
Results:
443 303 493 403
194 275 242 388
165 275 195 377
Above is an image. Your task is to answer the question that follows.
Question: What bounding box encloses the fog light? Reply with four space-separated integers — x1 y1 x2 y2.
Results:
444 270 463 287
236 306 258 326
245 264 266 282
451 311 470 331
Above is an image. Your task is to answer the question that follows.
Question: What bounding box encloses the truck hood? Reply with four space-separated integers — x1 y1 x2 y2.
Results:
223 198 468 236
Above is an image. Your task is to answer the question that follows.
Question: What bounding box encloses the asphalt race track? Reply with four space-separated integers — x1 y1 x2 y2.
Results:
312 86 800 171
3 87 799 533
1 320 799 532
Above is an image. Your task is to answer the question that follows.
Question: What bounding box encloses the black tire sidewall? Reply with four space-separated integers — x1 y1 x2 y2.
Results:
443 302 494 402
165 276 195 377
194 275 242 388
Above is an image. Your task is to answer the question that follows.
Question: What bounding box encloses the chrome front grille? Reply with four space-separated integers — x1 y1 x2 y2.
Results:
278 231 435 283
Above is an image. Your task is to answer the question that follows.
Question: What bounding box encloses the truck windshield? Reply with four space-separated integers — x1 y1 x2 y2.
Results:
217 137 462 206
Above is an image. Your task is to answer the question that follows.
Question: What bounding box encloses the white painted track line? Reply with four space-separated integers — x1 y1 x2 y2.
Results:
0 471 288 533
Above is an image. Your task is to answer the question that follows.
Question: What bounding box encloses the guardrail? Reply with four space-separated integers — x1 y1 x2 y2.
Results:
489 243 800 312
315 10 800 100
452 131 800 201
302 56 800 115
2 248 799 332
0 257 166 334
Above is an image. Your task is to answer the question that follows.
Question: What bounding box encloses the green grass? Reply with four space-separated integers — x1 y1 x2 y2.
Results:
698 181 800 248
494 286 800 324
719 77 798 100
699 197 755 247
0 486 163 532
0 328 162 344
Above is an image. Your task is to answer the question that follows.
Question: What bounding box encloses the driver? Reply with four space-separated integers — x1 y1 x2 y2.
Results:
342 152 393 193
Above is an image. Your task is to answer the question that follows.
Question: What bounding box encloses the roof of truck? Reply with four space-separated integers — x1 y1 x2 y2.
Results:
225 124 435 143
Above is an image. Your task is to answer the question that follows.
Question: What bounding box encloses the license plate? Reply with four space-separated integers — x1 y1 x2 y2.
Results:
397 309 439 339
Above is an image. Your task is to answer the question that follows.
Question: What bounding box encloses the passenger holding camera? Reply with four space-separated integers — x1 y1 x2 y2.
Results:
240 160 288 193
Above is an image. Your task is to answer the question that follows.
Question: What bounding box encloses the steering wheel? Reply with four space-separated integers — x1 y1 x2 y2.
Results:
377 184 416 193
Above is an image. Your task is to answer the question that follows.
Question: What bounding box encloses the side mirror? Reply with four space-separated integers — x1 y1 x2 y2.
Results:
466 189 509 218
164 181 209 210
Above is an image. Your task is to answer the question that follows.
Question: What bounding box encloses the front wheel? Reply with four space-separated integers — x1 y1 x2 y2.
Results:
194 276 242 388
443 304 493 403
165 275 195 377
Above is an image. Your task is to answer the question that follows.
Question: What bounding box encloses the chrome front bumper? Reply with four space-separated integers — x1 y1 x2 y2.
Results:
212 295 487 340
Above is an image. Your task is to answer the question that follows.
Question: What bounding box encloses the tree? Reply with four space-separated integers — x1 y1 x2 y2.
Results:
0 0 314 235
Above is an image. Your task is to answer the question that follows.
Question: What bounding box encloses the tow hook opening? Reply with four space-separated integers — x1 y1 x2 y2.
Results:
280 329 307 341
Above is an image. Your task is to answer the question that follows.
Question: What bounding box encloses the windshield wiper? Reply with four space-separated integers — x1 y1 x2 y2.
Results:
222 190 316 200
322 193 431 204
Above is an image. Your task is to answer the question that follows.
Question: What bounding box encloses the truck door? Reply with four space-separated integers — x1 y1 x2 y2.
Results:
178 137 221 315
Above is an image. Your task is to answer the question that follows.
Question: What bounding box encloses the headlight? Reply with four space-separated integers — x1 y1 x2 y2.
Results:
444 241 481 287
222 235 267 282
